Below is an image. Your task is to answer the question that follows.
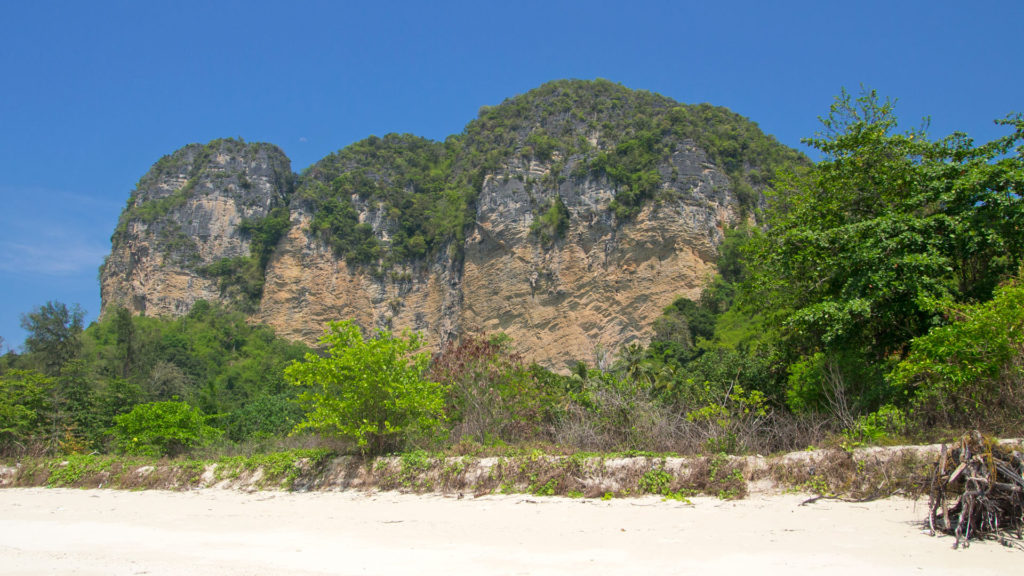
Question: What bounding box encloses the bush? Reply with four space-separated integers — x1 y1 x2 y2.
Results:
221 393 303 442
891 276 1024 434
430 335 566 445
784 350 893 426
286 321 447 454
111 401 221 457
0 369 51 452
841 404 906 447
556 370 682 452
529 196 570 246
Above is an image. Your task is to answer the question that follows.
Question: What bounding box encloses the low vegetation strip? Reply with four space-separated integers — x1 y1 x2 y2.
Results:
5 440 1019 514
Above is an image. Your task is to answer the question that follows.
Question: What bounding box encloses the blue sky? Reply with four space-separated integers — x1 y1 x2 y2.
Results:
1 0 1021 350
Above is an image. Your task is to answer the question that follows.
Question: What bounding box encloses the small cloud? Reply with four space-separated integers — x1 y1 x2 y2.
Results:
0 185 122 214
298 136 309 143
0 186 114 277
0 240 108 276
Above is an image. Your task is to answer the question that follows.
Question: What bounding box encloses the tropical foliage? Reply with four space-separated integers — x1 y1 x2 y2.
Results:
3 87 1022 461
745 89 1024 421
286 321 447 454
111 401 221 456
1 300 310 455
891 277 1024 433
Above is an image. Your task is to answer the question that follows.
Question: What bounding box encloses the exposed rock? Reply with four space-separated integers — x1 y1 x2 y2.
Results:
258 210 462 346
461 147 735 370
101 139 292 317
100 80 805 368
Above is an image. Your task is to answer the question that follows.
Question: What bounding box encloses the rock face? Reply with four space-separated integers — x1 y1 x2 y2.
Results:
257 211 463 346
101 139 293 317
461 148 734 369
101 80 804 369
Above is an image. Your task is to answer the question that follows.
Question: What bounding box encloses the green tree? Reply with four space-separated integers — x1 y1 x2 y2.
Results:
48 359 98 450
20 301 85 376
220 393 303 442
77 300 309 446
239 205 292 269
144 360 190 401
649 296 717 365
0 369 52 452
112 307 135 379
746 89 1024 413
91 377 144 435
890 274 1024 433
285 321 446 454
110 400 221 457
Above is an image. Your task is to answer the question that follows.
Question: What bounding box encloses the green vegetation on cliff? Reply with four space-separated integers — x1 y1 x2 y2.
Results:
112 138 292 243
530 196 570 245
462 79 807 218
201 204 292 310
296 134 468 266
292 80 805 269
107 137 295 306
103 81 808 330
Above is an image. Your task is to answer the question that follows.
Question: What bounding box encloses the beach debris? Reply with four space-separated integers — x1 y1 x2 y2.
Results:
927 431 1024 549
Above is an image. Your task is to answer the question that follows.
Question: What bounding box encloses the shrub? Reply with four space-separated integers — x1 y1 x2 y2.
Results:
529 196 570 246
111 401 221 457
638 467 672 495
891 276 1024 434
221 393 303 442
841 404 906 447
430 334 566 445
286 321 447 454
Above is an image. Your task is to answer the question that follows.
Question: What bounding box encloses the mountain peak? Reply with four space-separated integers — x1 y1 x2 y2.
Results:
101 80 805 368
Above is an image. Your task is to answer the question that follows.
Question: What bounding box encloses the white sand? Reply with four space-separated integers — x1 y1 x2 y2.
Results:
0 488 1018 575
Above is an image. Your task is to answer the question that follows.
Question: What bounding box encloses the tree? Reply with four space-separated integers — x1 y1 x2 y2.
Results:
285 321 446 454
746 89 1024 413
112 306 135 379
890 274 1024 433
145 361 190 401
47 359 97 451
20 301 85 376
220 393 303 442
0 369 52 452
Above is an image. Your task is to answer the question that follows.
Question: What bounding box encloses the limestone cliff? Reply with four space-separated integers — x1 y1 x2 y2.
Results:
101 139 293 317
461 147 734 369
257 212 462 345
101 80 805 369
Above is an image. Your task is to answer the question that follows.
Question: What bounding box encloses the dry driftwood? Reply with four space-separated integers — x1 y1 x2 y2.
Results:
927 431 1024 549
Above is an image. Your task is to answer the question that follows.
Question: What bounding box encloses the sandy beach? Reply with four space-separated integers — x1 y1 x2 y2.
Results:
0 488 1018 575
